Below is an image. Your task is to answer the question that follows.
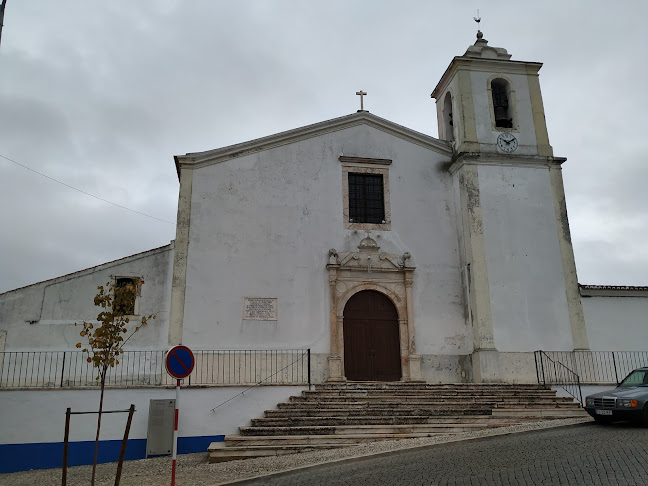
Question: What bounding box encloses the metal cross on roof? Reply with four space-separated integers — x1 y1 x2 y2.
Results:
356 90 367 112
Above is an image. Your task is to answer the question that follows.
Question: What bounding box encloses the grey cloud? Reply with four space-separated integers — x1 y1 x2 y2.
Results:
1 0 648 293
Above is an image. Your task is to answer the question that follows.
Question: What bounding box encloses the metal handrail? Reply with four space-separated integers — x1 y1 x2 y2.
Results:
535 350 583 405
210 349 311 412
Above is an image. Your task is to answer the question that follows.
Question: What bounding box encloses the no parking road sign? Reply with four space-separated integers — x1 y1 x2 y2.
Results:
165 345 195 379
165 345 194 486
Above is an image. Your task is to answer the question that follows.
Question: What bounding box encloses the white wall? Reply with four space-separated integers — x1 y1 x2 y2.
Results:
183 124 469 357
479 164 573 351
0 385 305 445
583 296 648 351
0 244 174 351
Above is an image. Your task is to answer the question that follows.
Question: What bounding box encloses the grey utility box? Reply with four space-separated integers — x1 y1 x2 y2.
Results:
146 399 175 457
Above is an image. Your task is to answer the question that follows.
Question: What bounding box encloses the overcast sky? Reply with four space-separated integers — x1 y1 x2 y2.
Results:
1 1 647 293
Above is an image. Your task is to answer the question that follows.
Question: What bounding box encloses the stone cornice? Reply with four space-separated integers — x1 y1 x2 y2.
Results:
431 57 543 100
173 112 452 179
339 156 392 166
448 152 566 175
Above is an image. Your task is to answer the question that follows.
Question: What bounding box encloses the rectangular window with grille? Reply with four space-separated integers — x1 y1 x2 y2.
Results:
115 277 139 316
348 173 385 224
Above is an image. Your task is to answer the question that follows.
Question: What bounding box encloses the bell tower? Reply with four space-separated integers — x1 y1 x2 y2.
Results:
432 32 590 382
432 31 552 157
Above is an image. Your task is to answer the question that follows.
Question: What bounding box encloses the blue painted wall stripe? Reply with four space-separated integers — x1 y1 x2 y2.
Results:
0 435 225 474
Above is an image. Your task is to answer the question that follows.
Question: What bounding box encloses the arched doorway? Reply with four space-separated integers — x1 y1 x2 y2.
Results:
343 290 401 381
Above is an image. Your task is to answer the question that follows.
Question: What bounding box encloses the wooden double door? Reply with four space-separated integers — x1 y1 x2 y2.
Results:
343 290 402 381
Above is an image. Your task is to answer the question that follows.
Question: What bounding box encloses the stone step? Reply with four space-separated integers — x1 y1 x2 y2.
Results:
251 416 491 427
224 433 444 447
291 394 575 402
288 399 575 407
315 381 548 386
280 397 574 409
264 409 505 419
314 384 551 391
277 402 492 414
264 412 524 423
492 402 581 409
492 408 589 418
249 408 579 427
208 442 346 463
262 409 577 420
312 385 554 391
240 422 492 437
227 424 531 447
297 394 562 401
306 389 558 396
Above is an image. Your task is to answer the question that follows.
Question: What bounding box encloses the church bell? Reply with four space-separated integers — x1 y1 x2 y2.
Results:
492 83 513 128
494 106 512 128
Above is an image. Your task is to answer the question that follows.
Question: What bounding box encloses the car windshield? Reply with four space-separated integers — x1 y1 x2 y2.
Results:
618 369 648 387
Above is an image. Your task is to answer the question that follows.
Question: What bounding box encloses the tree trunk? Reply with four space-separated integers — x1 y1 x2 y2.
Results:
91 370 107 486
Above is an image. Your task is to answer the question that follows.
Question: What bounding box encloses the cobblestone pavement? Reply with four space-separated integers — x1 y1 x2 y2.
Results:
240 423 648 486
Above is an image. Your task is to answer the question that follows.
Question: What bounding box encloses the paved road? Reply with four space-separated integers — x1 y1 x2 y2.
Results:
242 423 648 485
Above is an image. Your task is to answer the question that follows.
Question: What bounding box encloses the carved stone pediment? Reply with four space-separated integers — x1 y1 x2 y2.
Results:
327 237 414 272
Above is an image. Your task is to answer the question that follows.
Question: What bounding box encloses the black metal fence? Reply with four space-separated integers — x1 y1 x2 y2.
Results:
0 349 311 388
535 350 648 405
537 351 648 385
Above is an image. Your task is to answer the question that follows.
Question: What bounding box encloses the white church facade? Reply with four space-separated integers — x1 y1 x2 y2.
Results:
2 32 648 473
2 32 648 384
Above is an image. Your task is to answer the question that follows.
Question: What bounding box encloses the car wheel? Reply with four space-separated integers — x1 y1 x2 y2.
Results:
642 406 648 428
593 415 613 424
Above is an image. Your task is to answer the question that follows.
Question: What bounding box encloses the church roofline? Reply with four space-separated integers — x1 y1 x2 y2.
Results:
0 242 174 297
173 111 452 178
579 284 648 298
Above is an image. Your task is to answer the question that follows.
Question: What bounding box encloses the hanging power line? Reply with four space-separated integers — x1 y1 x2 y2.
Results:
0 153 176 225
0 0 7 50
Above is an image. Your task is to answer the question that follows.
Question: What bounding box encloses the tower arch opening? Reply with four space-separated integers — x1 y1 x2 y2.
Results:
491 78 513 128
443 91 454 141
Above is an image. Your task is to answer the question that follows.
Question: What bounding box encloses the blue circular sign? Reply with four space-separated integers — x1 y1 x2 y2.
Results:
165 345 195 379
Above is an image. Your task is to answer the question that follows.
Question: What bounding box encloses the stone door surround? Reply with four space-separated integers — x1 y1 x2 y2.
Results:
326 235 421 381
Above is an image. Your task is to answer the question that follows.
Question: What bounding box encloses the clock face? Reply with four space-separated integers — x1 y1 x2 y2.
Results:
496 132 518 153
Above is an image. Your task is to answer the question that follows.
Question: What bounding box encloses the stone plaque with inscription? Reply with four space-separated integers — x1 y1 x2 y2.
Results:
243 297 278 321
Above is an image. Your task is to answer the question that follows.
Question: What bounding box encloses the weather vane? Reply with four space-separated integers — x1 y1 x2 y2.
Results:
473 9 483 39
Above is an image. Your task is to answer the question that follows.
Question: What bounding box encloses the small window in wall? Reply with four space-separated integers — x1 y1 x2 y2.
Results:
339 156 391 230
491 78 513 128
114 277 140 316
443 92 454 141
349 173 385 224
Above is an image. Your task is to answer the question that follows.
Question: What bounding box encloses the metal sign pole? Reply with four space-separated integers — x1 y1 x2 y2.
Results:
171 379 180 486
165 345 194 486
